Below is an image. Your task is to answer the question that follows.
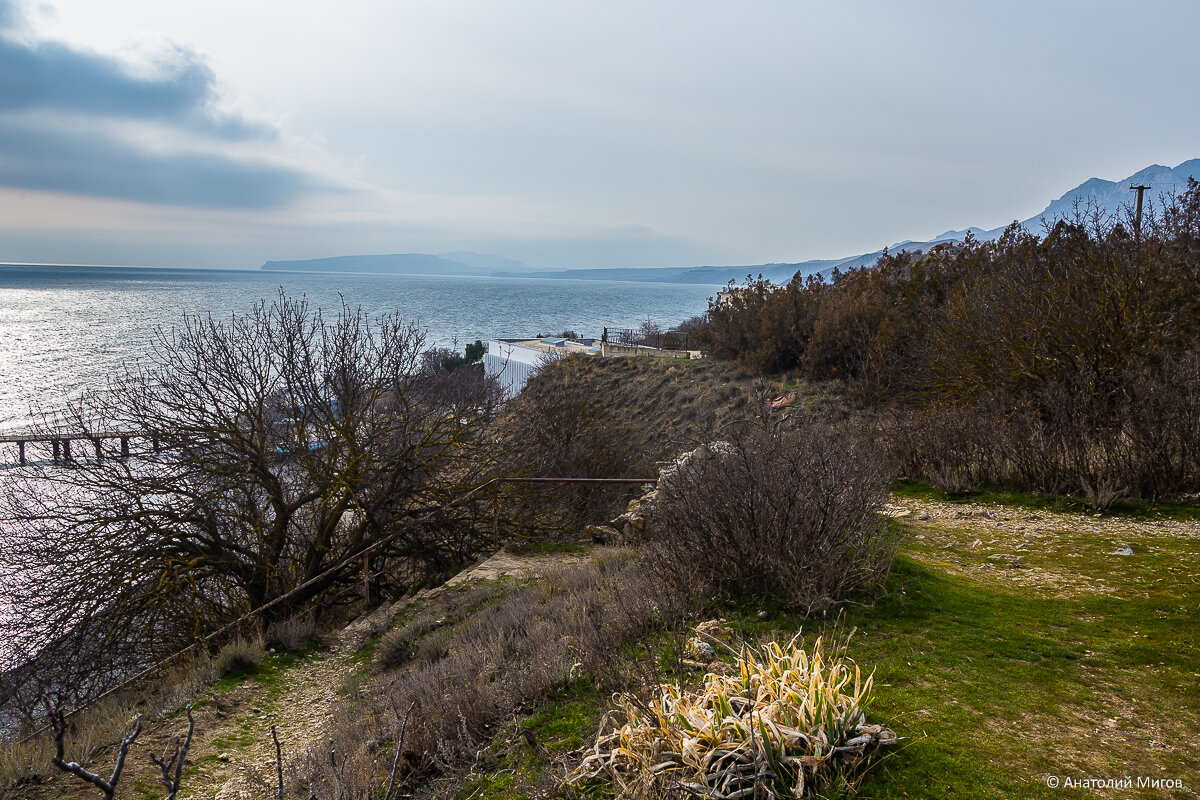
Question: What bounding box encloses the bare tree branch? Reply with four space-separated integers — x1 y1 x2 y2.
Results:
44 695 142 800
148 705 194 800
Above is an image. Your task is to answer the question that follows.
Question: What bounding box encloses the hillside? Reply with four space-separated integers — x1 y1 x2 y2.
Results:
13 470 1198 799
4 352 1198 798
824 158 1200 274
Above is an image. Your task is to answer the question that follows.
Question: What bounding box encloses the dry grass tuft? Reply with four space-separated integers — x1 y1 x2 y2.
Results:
212 636 268 677
266 614 318 652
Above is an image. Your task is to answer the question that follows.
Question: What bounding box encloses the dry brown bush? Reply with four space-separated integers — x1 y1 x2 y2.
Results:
492 354 797 539
645 422 896 614
689 181 1200 501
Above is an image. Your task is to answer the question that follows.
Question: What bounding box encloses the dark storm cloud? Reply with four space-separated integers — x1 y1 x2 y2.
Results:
0 0 323 207
2 36 211 120
0 122 317 208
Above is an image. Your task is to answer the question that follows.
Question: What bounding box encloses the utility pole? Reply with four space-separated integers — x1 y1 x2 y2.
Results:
1130 183 1150 246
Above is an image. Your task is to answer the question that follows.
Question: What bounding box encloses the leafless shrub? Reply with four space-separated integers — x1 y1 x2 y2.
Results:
883 347 1200 502
43 697 141 800
375 584 501 671
376 615 442 671
495 356 645 535
1080 477 1124 512
2 698 124 792
266 614 318 653
645 422 896 614
148 706 195 800
636 317 663 348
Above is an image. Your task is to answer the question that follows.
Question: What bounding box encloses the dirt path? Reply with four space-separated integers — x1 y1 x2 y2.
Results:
193 653 354 800
194 547 582 799
885 496 1200 596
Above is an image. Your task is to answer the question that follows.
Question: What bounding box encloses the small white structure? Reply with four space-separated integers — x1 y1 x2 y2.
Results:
485 337 599 398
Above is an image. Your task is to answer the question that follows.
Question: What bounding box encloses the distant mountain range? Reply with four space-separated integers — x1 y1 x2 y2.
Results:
262 252 503 276
261 251 815 285
261 160 1198 285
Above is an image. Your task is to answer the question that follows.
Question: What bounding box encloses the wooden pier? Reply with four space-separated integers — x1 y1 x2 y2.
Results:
0 430 163 465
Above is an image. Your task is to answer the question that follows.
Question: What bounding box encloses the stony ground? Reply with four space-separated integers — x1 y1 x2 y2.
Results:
888 497 1199 596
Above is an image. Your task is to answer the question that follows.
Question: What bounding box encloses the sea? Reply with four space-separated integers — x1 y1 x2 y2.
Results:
0 264 720 433
0 263 718 682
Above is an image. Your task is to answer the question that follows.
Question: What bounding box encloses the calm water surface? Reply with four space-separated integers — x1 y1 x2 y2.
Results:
0 265 718 432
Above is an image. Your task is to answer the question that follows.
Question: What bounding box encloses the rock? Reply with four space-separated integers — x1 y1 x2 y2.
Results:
1112 545 1135 556
685 638 716 662
917 512 931 521
336 598 407 653
217 753 231 762
607 442 738 541
694 619 734 642
757 610 769 621
584 524 619 543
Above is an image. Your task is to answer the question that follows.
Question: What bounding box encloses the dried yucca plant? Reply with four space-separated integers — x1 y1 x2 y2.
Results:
570 634 897 798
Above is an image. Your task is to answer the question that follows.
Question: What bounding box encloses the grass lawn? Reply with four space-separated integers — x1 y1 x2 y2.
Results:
726 503 1197 799
513 499 1199 799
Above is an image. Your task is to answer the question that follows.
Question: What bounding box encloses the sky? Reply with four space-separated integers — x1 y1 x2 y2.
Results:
0 0 1198 270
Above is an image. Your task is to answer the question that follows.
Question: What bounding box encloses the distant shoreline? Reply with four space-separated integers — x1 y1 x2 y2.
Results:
0 263 731 287
0 262 257 273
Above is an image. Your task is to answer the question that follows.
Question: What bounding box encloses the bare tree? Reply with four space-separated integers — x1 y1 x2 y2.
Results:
0 292 501 721
636 317 663 348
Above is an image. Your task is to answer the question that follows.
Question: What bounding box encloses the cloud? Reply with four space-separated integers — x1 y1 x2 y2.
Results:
0 120 318 208
0 0 325 208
